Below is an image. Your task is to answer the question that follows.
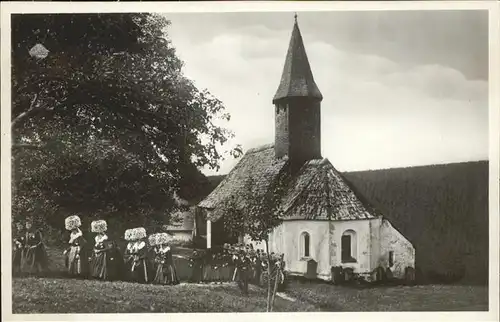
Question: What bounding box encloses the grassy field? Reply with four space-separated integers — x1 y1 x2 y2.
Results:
12 276 488 313
286 281 488 311
12 277 315 313
12 247 311 313
11 246 488 313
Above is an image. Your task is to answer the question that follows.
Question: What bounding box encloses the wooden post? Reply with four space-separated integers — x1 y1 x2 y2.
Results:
192 207 198 242
271 268 279 311
232 266 238 281
207 220 212 249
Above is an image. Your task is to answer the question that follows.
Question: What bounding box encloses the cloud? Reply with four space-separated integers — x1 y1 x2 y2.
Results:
167 18 488 175
164 10 488 80
381 64 488 102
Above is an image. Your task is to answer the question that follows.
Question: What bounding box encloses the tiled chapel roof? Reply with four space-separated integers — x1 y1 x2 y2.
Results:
198 144 288 211
198 144 378 222
281 158 377 220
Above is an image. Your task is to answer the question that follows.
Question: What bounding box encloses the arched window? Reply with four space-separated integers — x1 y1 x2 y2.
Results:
341 230 357 263
300 232 310 258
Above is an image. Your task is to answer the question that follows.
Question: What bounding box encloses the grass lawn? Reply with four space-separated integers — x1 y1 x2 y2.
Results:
12 277 489 313
286 280 489 311
10 246 489 313
13 246 314 313
12 277 315 313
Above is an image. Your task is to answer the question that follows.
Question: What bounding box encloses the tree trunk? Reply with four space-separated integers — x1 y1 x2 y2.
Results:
265 239 271 312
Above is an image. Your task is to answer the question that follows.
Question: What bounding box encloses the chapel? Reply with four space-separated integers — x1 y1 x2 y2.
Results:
197 15 415 281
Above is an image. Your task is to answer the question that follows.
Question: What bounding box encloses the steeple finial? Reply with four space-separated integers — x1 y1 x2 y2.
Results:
294 12 298 23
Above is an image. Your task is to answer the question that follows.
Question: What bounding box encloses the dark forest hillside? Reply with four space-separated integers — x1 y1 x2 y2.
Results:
207 160 489 285
342 161 489 285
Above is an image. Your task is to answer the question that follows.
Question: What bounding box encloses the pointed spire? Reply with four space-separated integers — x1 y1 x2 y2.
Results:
273 14 323 104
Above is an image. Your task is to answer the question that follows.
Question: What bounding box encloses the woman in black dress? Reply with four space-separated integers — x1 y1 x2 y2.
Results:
12 222 25 275
89 220 122 281
123 227 152 283
20 218 49 275
151 233 179 285
63 215 88 277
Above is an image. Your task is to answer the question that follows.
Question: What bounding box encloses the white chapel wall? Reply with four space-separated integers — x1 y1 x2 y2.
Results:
243 224 285 252
243 216 415 281
369 217 383 271
246 221 331 280
379 218 415 279
281 221 331 279
329 219 372 274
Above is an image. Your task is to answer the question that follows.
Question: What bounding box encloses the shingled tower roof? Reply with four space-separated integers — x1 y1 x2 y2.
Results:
273 14 323 104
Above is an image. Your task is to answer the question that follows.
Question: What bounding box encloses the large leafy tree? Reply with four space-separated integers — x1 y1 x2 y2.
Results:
11 13 240 232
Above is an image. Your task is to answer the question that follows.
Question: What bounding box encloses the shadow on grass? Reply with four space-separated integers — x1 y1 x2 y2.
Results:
13 270 88 281
287 275 418 290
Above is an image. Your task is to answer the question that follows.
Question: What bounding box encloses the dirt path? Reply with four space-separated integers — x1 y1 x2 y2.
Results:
178 282 298 302
276 292 297 302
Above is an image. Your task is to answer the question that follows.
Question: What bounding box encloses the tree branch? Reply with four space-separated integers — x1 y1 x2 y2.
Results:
12 143 45 150
12 93 39 127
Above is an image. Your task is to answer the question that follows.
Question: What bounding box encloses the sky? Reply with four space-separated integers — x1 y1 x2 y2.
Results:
164 10 489 176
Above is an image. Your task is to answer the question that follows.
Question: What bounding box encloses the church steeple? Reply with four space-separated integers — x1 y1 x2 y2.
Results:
273 14 323 104
273 15 323 172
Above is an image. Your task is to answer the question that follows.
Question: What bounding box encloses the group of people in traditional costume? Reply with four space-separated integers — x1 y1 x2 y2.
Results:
121 226 179 285
13 215 179 286
12 219 49 275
